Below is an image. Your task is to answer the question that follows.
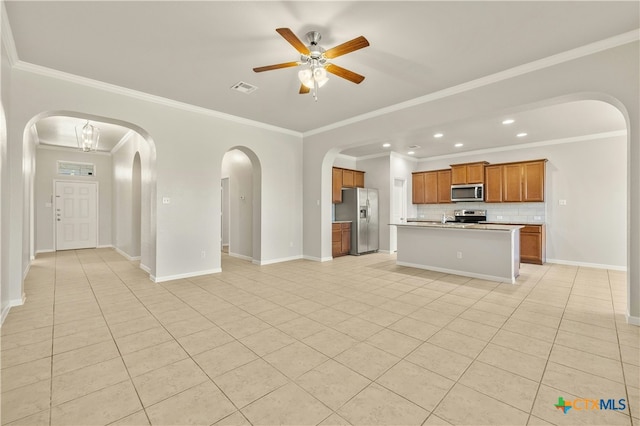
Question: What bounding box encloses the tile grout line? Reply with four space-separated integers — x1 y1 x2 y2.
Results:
607 268 634 425
524 265 577 426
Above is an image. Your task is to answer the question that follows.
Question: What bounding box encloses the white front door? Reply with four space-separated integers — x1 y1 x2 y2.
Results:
55 181 98 250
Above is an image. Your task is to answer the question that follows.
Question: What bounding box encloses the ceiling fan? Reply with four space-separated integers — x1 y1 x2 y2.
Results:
253 28 369 100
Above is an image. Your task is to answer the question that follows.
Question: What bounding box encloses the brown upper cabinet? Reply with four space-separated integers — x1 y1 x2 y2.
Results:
484 165 504 202
450 162 489 185
485 159 547 203
412 169 451 204
332 167 365 203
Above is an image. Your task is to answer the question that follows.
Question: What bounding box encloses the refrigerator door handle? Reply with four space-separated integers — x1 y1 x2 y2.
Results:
367 199 371 223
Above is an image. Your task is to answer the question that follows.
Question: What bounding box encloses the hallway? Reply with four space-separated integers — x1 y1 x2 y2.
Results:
1 249 638 425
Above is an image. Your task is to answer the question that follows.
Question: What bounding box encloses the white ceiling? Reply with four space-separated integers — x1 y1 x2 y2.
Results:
36 116 132 153
5 1 637 157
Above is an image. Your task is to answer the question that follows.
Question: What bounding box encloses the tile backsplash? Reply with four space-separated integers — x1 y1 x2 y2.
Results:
414 202 546 223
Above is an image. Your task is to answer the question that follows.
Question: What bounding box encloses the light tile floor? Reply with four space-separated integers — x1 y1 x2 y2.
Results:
1 248 639 425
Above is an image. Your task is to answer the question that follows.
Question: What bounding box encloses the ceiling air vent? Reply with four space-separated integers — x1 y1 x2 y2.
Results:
231 81 258 94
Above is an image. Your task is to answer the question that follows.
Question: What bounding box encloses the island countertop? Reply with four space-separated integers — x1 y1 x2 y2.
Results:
391 222 523 231
392 222 523 283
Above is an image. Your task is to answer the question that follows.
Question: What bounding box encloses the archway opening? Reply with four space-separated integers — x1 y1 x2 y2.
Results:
220 147 262 266
24 111 157 279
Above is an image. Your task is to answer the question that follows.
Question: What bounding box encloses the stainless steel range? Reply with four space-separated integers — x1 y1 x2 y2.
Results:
453 209 487 223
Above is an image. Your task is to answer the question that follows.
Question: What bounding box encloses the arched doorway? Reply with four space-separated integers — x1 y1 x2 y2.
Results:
24 111 157 277
220 147 262 265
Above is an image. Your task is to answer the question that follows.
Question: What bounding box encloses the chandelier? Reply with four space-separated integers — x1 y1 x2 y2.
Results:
75 121 100 152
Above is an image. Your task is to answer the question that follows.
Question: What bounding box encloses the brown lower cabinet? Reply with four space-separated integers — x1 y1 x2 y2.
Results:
332 222 351 257
484 223 545 264
520 224 545 265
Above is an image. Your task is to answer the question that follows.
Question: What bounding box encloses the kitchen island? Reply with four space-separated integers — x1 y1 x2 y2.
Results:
391 222 524 283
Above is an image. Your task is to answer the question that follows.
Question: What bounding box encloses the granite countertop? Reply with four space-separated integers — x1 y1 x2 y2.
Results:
332 220 353 223
480 221 545 226
391 222 524 231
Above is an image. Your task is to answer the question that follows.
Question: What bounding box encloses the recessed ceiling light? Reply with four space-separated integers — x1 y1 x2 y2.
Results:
382 143 391 148
408 144 421 149
408 151 415 155
454 143 464 148
433 133 444 138
502 119 515 125
516 132 528 137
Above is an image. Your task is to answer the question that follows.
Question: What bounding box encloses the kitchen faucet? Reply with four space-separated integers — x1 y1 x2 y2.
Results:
441 213 454 223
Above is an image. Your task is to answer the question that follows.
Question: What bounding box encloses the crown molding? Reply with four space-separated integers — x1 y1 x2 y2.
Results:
1 2 18 66
111 130 135 155
304 29 640 138
13 60 303 138
37 143 111 156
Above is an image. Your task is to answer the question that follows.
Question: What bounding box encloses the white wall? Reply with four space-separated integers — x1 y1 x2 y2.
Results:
415 134 626 269
111 131 155 270
221 149 253 260
35 147 112 252
0 38 11 322
6 66 303 288
22 125 35 276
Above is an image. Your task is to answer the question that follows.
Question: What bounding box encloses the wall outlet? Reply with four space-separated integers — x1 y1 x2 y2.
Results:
497 215 503 220
559 199 567 205
162 197 171 204
534 216 542 221
457 251 463 259
201 251 206 258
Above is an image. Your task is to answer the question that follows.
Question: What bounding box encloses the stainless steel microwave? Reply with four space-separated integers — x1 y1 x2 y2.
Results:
451 184 484 202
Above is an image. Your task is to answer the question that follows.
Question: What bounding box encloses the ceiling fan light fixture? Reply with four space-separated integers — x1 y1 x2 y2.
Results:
75 120 100 152
298 65 328 90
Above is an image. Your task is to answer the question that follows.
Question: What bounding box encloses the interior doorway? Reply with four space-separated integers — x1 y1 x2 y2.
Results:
390 178 406 252
221 177 229 253
220 147 262 265
55 180 98 250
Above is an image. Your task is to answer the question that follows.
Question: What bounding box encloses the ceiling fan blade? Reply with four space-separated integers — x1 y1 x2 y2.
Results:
324 36 369 59
276 28 310 55
253 61 299 73
299 84 310 94
325 64 365 84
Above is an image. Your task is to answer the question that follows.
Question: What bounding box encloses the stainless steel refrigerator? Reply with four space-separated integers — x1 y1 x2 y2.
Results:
335 188 379 255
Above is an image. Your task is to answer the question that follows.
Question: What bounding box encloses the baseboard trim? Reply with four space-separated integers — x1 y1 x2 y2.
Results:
139 263 151 274
1 304 10 326
253 255 303 266
229 252 253 262
114 247 141 261
396 260 517 284
23 263 31 280
626 313 640 326
97 244 113 249
546 258 627 271
153 268 222 283
303 255 333 262
1 294 26 326
35 249 55 255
